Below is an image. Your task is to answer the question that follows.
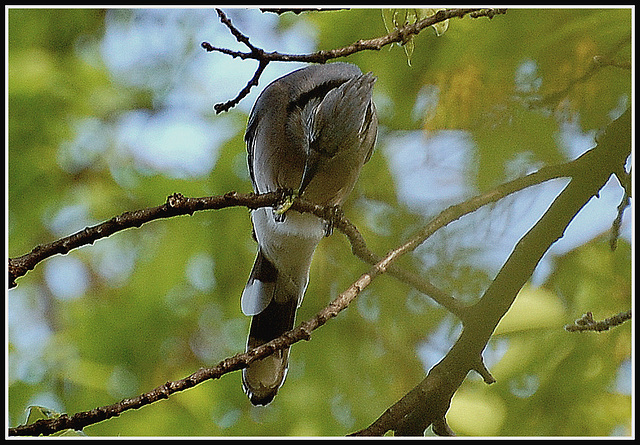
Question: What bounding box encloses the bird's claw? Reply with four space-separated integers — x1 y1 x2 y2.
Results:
274 189 298 222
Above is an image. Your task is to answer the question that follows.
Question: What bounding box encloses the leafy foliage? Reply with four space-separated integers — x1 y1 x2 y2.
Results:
8 8 631 436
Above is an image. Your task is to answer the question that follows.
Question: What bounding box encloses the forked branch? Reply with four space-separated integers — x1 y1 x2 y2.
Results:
202 8 507 113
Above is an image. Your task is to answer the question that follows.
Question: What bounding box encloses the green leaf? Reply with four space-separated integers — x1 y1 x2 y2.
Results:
416 8 449 36
381 9 449 65
25 405 62 424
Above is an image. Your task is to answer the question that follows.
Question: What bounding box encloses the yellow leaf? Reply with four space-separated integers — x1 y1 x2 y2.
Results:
494 285 566 335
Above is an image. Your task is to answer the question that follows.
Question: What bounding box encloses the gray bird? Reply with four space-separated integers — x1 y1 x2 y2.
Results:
241 62 378 405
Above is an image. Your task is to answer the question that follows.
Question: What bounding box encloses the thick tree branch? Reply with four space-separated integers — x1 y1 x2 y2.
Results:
352 108 631 436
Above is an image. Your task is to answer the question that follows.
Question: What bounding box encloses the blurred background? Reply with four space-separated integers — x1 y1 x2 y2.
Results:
7 7 632 436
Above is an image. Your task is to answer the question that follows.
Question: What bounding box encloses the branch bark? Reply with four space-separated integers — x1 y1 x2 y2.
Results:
8 265 377 436
202 8 507 113
8 191 282 288
352 108 631 436
564 309 632 332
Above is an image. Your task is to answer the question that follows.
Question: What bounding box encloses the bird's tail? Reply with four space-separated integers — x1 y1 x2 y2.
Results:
241 250 299 405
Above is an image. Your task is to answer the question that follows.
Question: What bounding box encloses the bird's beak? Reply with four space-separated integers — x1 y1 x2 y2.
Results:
298 149 321 197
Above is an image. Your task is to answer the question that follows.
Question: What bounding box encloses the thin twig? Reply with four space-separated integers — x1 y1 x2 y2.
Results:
213 59 269 113
202 8 507 113
609 172 631 251
260 8 347 15
565 310 632 332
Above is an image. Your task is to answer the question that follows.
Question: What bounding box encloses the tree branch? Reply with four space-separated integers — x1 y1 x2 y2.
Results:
201 8 507 113
352 108 631 436
9 260 379 436
564 310 632 332
260 8 348 15
8 191 282 289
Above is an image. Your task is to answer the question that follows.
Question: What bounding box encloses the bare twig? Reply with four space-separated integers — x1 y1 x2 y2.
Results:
565 310 632 332
609 171 631 250
213 59 269 113
202 8 507 113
